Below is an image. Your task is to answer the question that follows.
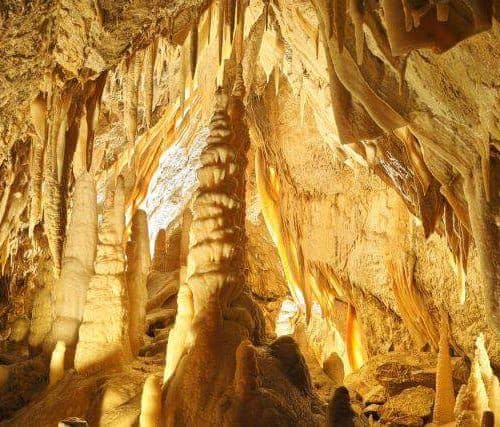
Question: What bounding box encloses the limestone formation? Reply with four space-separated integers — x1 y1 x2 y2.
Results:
139 375 162 427
48 172 98 353
74 176 131 373
0 0 499 425
49 341 66 386
126 209 151 355
433 317 456 425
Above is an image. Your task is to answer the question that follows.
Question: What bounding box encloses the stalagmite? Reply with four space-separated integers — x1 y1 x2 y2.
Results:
345 304 364 372
74 176 131 373
140 375 162 427
475 334 500 425
433 316 456 425
48 172 98 352
152 229 168 273
165 80 253 419
163 281 193 383
126 209 151 355
29 288 53 349
454 333 500 425
463 166 500 335
0 162 15 230
49 341 66 386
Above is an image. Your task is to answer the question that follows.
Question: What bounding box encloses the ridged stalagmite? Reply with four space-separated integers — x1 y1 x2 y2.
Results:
152 229 168 273
433 317 456 425
74 176 131 373
48 172 98 353
126 209 151 355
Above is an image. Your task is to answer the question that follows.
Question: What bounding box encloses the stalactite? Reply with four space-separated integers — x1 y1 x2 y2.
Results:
334 0 347 53
126 209 151 356
207 2 213 43
233 0 246 63
29 94 47 238
0 161 15 231
55 91 72 185
433 316 456 425
143 42 156 129
436 0 450 22
228 0 236 43
44 88 69 277
73 106 88 178
140 375 162 427
190 20 199 80
218 0 225 65
124 52 140 145
349 0 365 65
386 255 439 350
255 149 306 308
49 341 66 386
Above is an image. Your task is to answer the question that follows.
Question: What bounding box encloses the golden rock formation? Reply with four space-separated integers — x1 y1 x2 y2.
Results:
0 0 499 424
74 176 131 373
433 316 456 425
48 172 98 353
126 209 151 356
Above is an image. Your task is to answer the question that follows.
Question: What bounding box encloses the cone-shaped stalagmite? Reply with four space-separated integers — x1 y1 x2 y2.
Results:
49 341 66 386
152 229 168 273
126 209 151 355
140 375 162 427
433 317 456 425
75 176 131 373
164 76 259 424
